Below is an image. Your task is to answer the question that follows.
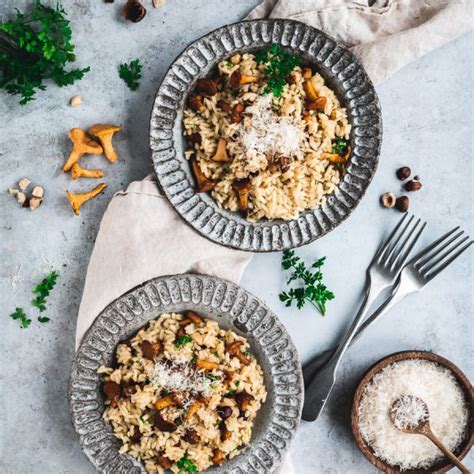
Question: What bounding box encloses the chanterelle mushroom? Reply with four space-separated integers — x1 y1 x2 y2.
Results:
63 129 103 172
88 124 122 163
71 163 105 180
88 123 122 162
210 138 231 163
229 71 258 88
191 159 216 193
66 183 107 215
232 178 251 213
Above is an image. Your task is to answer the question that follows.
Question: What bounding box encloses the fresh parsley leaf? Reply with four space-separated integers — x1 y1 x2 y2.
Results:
279 250 334 316
118 59 142 91
332 138 348 155
176 454 197 472
0 1 90 105
226 389 237 396
9 307 31 328
37 316 50 323
32 270 58 313
175 335 191 348
256 44 301 97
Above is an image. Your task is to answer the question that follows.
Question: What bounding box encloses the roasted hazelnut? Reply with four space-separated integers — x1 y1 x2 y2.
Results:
196 78 220 96
188 95 205 112
404 180 422 192
157 454 172 469
123 0 147 22
153 412 177 432
381 192 396 208
395 196 410 212
396 166 411 180
140 340 160 361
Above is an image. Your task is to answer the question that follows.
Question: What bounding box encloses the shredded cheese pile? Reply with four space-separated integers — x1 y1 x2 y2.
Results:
391 394 429 431
240 95 305 160
358 359 469 471
151 358 216 398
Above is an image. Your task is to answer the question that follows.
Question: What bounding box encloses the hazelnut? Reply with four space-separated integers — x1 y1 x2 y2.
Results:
404 180 422 192
396 166 411 180
18 178 31 191
395 196 409 212
381 192 396 208
123 0 147 22
70 95 82 107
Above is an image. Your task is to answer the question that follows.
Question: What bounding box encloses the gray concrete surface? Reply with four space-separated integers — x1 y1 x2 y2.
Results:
1 1 472 473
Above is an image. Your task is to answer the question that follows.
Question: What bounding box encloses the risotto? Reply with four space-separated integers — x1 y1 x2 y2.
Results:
183 45 352 222
99 312 267 473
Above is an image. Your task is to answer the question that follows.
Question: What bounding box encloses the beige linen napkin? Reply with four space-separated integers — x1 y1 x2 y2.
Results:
76 2 472 472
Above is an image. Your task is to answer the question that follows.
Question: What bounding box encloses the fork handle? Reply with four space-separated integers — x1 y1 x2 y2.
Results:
302 282 379 421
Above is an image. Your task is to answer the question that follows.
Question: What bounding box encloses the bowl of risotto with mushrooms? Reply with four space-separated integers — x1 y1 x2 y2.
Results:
150 20 382 251
69 274 303 473
99 311 267 473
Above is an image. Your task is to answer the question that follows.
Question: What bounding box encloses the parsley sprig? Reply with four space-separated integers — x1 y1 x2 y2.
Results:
279 250 334 316
0 1 90 105
32 270 58 313
7 270 58 328
332 138 348 155
10 308 32 329
118 58 142 91
175 335 191 348
256 44 301 97
176 454 197 472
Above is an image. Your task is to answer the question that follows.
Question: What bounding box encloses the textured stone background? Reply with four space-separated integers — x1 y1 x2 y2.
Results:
0 1 472 473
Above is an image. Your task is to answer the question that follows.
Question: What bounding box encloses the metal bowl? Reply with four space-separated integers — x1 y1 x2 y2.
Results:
69 274 303 473
150 19 382 252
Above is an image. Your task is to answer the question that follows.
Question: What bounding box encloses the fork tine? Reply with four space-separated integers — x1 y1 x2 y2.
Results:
390 219 426 271
417 230 465 270
375 213 409 262
421 235 470 274
424 240 473 281
412 226 461 267
381 214 414 263
383 215 415 265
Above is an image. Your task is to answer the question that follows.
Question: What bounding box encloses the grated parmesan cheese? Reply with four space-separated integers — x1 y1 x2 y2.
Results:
239 95 305 161
391 394 429 431
151 357 217 398
358 359 469 471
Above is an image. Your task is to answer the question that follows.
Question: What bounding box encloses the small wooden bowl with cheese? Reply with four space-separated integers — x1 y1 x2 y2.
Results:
351 351 473 473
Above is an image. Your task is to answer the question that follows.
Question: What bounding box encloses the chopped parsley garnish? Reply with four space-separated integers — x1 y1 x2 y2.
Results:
0 1 90 105
226 389 237 396
235 381 240 387
118 58 142 91
207 374 219 381
332 138 348 155
37 316 50 323
176 454 197 472
175 335 192 348
32 270 58 313
9 307 31 328
279 250 335 316
256 43 301 97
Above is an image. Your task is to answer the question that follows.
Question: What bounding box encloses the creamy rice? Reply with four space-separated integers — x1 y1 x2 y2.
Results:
183 50 352 222
99 312 267 473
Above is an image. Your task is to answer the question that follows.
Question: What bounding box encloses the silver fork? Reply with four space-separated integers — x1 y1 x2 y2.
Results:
302 227 473 400
302 214 426 422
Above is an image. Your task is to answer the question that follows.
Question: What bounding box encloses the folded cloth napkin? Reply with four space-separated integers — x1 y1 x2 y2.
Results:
76 1 472 472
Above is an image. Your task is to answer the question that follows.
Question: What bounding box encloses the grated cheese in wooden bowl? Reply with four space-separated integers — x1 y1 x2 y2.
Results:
358 359 469 471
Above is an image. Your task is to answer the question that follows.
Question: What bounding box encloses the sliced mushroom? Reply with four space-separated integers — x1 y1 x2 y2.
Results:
219 421 232 441
225 340 251 365
188 94 205 112
186 400 202 420
154 394 175 411
212 449 225 466
306 96 327 112
217 100 231 113
303 79 318 101
185 311 202 325
195 78 220 96
191 159 217 193
232 178 251 213
302 68 312 79
196 359 218 371
216 406 233 420
153 412 177 432
235 391 255 415
229 71 258 88
103 381 121 402
140 340 161 361
229 103 245 123
184 428 200 445
157 454 173 470
123 384 138 396
210 138 231 163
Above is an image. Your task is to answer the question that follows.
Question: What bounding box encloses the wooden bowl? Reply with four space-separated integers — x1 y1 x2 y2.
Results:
351 351 473 473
